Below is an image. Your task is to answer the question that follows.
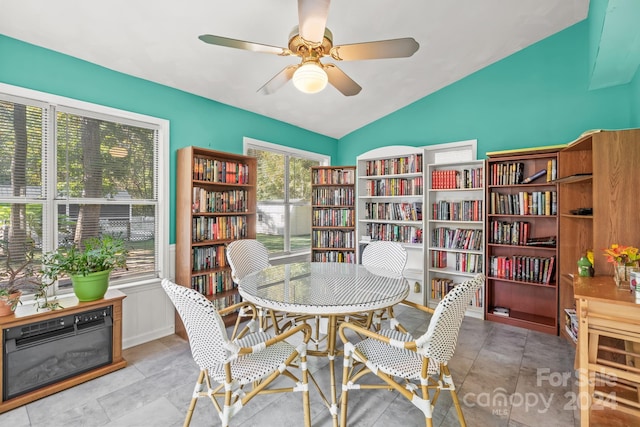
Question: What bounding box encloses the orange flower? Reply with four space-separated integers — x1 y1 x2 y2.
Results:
603 244 640 265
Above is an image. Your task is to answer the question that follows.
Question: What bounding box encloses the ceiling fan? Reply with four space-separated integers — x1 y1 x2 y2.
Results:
199 0 419 96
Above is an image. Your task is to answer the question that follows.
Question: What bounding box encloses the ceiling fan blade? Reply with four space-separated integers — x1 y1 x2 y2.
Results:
325 64 362 96
257 66 298 95
298 0 331 44
330 38 419 61
199 34 292 56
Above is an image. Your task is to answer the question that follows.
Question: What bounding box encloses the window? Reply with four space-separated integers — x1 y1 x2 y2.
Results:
0 83 169 295
244 137 329 257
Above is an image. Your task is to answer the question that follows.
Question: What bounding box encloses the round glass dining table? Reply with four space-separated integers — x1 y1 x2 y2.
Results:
238 261 409 315
238 261 409 426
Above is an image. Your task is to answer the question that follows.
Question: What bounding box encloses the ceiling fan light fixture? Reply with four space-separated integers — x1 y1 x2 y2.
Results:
292 62 328 94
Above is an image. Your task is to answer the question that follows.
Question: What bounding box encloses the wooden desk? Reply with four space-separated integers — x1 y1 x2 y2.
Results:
574 276 640 426
0 290 126 413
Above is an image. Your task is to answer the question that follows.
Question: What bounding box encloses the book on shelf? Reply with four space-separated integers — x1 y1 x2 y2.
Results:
492 306 510 317
490 162 524 185
489 254 555 284
544 256 555 284
522 168 547 184
564 308 578 343
546 159 557 182
525 235 556 247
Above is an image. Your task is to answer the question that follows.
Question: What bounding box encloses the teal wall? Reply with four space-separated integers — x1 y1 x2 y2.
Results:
0 35 338 244
336 21 633 165
633 67 640 127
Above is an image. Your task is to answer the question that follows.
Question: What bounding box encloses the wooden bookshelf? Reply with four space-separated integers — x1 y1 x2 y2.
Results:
175 147 257 338
485 150 559 334
557 128 640 344
311 166 356 263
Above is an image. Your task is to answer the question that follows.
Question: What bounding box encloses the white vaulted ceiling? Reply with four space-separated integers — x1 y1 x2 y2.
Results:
1 0 590 138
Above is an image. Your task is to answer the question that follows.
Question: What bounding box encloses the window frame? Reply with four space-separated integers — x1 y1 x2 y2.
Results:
0 82 170 295
243 137 330 258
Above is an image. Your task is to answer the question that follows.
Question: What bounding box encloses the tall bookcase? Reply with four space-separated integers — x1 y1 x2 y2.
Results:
557 129 640 343
175 146 257 338
485 149 559 334
427 160 485 318
356 146 426 305
311 166 356 263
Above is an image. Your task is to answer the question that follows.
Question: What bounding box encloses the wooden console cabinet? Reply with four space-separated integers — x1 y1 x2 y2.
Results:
574 277 640 427
0 290 126 414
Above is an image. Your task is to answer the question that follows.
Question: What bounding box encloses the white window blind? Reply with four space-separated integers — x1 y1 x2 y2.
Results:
0 88 164 295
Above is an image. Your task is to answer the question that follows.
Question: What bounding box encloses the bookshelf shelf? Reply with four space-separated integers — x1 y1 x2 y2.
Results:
486 276 557 288
559 214 593 219
551 173 592 184
486 310 556 327
485 150 559 334
359 219 422 226
311 166 356 263
487 243 556 250
427 159 485 319
176 146 257 338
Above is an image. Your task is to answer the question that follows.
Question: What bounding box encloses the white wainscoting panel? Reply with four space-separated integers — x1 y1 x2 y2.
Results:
118 244 177 349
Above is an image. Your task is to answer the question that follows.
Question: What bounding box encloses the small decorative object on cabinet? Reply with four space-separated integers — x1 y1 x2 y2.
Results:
311 166 356 263
427 160 485 318
485 147 559 334
176 146 256 338
557 128 640 343
356 146 426 305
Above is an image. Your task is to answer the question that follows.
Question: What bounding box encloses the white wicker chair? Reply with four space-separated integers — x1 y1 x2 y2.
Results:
161 279 311 427
361 241 408 329
226 239 291 333
226 239 270 283
338 274 485 427
361 240 407 274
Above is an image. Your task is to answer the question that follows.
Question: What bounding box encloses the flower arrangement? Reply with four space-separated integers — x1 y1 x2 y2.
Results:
603 244 640 266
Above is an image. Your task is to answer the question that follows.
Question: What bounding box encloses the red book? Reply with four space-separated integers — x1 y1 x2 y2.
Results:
544 256 555 284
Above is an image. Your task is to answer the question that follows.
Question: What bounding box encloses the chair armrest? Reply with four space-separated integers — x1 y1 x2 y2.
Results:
236 323 312 356
220 301 259 340
219 300 258 318
339 321 417 351
399 299 435 315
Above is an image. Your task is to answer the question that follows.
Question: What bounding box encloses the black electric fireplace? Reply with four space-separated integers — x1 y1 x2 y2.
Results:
3 306 113 401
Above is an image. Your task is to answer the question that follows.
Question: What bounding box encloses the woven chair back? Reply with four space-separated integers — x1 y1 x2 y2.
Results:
417 274 485 363
161 279 230 369
226 239 271 282
361 241 407 274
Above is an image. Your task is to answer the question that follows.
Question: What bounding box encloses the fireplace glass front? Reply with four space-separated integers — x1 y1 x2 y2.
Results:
3 306 113 401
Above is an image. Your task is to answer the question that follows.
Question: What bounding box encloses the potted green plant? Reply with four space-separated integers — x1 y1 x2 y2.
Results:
43 235 128 302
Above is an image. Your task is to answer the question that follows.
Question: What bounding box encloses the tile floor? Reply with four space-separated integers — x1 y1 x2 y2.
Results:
1 306 580 426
